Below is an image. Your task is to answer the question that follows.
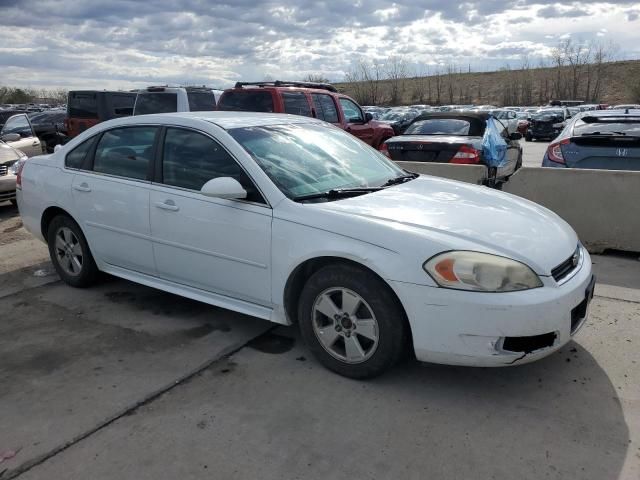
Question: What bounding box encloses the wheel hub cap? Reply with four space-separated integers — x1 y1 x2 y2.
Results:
312 287 379 364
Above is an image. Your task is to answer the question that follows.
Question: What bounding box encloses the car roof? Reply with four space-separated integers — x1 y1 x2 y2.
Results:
113 111 324 130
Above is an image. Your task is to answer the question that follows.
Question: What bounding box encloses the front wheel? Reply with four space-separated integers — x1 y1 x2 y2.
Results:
298 264 408 379
47 215 100 287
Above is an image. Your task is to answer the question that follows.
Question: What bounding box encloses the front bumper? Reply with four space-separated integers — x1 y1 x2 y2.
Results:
390 248 594 367
0 174 17 201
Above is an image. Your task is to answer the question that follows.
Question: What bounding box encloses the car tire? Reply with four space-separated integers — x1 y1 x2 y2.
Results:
10 199 18 207
298 264 408 379
525 133 532 142
47 215 100 288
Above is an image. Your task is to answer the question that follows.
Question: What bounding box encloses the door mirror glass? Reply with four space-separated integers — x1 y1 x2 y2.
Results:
365 112 374 122
201 177 247 200
1 133 21 142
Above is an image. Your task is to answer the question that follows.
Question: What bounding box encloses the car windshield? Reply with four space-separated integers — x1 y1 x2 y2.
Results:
229 123 405 199
404 119 472 135
186 91 216 111
135 93 178 114
573 119 640 137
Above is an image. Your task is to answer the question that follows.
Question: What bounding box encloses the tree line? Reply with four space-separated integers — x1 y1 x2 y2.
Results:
0 86 68 105
335 39 635 106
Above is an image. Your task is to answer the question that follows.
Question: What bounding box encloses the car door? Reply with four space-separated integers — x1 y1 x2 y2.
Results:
69 126 159 275
149 126 272 306
311 93 341 126
338 97 374 145
0 114 42 156
497 126 520 177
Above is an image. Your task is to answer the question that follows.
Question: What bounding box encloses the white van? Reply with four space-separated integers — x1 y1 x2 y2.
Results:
133 86 223 115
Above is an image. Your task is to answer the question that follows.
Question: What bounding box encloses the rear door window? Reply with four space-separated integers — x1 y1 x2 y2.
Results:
217 91 274 112
187 91 216 111
282 92 312 117
93 127 157 180
134 93 178 115
311 94 339 123
404 119 472 135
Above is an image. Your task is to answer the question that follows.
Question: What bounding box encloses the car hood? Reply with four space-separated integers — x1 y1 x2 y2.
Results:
0 141 22 163
310 176 577 275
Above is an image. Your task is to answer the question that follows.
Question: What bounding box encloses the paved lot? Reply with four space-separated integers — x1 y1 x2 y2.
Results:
0 199 639 480
521 138 550 168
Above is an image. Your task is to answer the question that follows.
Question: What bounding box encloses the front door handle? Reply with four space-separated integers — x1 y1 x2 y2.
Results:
154 200 179 212
32 141 39 146
73 182 91 192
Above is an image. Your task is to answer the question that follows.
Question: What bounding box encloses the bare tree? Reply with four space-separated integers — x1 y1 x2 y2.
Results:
344 59 384 105
410 64 429 104
302 73 330 84
384 56 408 105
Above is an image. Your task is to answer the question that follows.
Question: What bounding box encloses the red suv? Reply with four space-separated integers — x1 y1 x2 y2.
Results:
217 81 394 149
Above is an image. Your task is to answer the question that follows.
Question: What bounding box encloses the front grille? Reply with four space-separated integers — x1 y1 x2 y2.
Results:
552 246 580 282
0 165 7 176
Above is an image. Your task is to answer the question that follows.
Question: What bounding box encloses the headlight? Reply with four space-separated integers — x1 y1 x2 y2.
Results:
423 251 543 292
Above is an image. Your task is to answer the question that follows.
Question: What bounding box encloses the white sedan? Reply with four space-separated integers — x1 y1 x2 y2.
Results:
16 112 595 378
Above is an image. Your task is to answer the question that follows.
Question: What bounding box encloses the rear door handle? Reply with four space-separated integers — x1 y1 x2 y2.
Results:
154 200 179 212
73 183 91 192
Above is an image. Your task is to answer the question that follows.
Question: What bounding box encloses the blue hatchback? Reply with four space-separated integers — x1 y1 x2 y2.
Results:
542 110 640 170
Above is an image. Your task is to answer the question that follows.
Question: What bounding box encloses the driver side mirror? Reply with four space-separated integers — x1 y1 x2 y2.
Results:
509 132 523 141
1 133 21 142
200 177 247 200
364 112 373 122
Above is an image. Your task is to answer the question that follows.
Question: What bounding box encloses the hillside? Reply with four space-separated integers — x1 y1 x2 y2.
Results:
334 59 640 107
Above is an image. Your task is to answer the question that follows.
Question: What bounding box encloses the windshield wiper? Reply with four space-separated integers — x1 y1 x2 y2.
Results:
380 172 419 187
293 187 384 202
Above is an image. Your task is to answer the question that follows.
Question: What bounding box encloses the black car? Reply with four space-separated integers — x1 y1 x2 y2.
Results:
383 112 523 181
377 110 421 135
28 110 69 153
526 109 569 141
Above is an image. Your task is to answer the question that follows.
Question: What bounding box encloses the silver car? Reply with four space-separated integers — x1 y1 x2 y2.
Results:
0 140 27 205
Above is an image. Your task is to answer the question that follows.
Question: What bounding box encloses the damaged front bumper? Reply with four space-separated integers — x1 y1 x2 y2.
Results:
390 250 594 367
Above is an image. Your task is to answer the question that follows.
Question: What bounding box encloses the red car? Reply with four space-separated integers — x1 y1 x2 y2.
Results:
217 81 394 149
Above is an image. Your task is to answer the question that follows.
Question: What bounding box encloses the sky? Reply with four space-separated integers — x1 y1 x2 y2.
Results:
0 0 639 91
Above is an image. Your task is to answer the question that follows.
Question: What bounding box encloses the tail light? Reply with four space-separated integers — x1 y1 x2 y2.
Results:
451 145 480 164
15 159 27 189
379 142 390 158
547 138 570 164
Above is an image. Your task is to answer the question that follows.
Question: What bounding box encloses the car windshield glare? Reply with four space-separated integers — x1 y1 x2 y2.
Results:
404 119 471 135
229 123 405 199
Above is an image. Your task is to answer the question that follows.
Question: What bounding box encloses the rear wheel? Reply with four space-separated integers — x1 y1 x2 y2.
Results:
10 199 17 207
525 132 532 142
47 215 100 287
298 264 408 379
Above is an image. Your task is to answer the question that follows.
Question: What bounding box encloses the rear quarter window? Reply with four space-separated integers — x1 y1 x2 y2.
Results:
68 93 98 118
218 91 274 112
65 136 97 169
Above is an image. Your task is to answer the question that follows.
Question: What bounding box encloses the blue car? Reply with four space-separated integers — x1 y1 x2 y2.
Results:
542 110 640 169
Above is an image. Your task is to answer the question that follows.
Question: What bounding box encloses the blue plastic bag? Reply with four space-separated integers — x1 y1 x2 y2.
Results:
482 118 508 168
